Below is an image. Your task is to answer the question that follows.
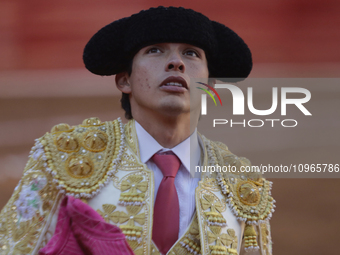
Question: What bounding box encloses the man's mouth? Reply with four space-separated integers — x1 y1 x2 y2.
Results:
160 76 188 90
164 82 183 87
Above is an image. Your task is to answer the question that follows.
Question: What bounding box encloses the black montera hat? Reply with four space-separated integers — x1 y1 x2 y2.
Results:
83 6 252 78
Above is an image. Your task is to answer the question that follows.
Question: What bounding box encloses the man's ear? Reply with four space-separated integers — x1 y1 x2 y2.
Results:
115 72 131 94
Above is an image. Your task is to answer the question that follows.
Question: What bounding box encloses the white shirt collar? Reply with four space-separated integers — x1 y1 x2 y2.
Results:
135 121 200 173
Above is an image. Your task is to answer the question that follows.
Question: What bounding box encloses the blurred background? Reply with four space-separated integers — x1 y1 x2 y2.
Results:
0 0 339 254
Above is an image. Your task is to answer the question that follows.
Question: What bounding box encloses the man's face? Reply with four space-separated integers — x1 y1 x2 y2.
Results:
118 43 209 119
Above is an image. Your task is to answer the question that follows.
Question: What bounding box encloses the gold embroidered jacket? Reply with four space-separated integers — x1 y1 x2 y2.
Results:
0 118 275 255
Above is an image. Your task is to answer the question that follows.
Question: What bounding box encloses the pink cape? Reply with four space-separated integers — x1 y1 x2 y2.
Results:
39 196 134 255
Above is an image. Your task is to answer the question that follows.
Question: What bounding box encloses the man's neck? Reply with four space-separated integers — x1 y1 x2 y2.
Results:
133 112 198 149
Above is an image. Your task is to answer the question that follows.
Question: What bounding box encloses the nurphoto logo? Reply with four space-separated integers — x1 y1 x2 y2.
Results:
198 82 312 128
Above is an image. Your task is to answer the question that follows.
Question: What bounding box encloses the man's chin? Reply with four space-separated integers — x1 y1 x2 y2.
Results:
158 104 189 117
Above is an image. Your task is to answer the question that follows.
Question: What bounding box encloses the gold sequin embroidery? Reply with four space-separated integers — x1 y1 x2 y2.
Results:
236 181 260 206
82 130 108 152
66 155 94 178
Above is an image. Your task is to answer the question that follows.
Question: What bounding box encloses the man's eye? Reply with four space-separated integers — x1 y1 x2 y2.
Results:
147 48 161 53
184 50 199 57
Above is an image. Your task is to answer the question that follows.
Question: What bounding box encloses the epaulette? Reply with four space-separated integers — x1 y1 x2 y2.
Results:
204 138 276 252
39 117 125 199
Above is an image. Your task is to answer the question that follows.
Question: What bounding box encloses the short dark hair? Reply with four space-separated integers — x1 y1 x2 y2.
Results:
120 59 133 119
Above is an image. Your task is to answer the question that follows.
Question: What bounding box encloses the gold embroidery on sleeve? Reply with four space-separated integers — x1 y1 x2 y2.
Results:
117 170 152 254
201 194 227 227
170 214 201 255
202 136 275 254
0 140 61 254
96 204 120 223
119 174 148 206
260 221 272 255
42 118 125 199
197 187 238 255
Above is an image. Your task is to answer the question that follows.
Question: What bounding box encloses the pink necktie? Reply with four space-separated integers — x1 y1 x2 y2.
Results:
152 152 181 255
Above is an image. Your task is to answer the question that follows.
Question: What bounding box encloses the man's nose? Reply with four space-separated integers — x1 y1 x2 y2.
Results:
165 53 185 72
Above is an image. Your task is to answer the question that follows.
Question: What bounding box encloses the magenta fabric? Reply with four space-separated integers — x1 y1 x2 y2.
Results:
152 153 180 255
39 196 135 255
